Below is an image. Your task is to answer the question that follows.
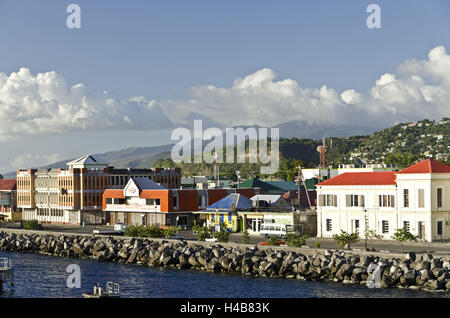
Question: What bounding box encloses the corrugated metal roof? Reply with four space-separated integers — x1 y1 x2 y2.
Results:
206 193 253 212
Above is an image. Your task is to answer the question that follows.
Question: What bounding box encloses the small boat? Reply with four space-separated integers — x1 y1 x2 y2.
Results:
0 257 13 291
82 282 120 298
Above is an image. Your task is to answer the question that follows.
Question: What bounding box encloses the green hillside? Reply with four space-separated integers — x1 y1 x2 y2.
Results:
152 118 450 181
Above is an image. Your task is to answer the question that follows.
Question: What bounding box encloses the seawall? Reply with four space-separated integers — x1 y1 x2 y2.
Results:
1 228 450 292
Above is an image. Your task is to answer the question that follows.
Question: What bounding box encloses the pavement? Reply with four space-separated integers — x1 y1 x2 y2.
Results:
8 224 450 255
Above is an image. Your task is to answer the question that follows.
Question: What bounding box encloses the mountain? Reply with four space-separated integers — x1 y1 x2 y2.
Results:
4 118 448 179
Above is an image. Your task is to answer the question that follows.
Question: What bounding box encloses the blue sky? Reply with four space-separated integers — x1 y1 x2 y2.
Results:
0 0 449 172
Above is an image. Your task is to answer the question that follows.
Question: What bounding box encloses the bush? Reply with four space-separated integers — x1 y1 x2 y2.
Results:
332 230 359 249
162 226 180 239
315 242 321 248
268 235 281 246
146 224 163 238
24 220 39 230
286 233 308 247
192 220 202 233
196 226 213 241
213 230 230 242
241 231 250 244
124 224 163 238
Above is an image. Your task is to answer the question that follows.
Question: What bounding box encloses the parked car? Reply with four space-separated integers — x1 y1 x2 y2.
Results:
114 223 128 231
259 223 295 238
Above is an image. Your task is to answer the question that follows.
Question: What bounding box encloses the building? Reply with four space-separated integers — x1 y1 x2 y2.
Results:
180 176 209 189
103 178 261 229
0 179 17 221
202 193 254 232
316 159 450 242
17 155 181 225
303 164 399 181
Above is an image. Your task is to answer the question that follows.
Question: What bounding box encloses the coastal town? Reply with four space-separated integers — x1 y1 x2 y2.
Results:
1 143 449 246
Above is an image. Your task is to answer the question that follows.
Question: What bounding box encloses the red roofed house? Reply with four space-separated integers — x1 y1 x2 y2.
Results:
316 159 450 242
0 179 18 221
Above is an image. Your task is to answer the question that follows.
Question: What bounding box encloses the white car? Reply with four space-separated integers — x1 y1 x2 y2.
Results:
114 223 128 231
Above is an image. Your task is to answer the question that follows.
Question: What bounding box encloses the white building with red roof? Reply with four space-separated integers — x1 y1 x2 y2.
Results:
316 159 450 242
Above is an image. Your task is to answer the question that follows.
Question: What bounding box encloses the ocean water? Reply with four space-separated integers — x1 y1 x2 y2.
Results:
0 251 448 298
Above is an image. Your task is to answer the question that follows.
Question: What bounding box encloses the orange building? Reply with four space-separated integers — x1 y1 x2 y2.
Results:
103 177 261 228
17 155 181 225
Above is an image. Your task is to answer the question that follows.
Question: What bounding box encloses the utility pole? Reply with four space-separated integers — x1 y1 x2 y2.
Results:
295 166 312 210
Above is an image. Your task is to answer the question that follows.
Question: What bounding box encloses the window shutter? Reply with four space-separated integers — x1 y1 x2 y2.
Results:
346 195 351 207
359 195 365 207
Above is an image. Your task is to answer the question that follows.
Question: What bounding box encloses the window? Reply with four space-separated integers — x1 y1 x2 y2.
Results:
326 219 332 232
346 195 365 207
418 189 424 208
382 220 389 234
403 221 410 232
437 188 443 208
403 189 409 208
378 195 395 207
105 198 112 204
437 221 443 236
325 195 337 207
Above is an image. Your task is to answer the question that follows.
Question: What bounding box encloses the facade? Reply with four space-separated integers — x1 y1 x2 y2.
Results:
17 155 181 225
316 159 450 242
0 179 17 221
202 193 254 232
103 178 261 229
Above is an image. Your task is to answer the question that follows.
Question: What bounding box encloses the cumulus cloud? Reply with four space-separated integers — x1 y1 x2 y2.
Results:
0 68 173 141
162 46 450 129
1 46 449 143
0 153 63 173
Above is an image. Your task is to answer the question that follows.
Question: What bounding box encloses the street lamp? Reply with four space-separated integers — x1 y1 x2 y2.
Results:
363 208 368 251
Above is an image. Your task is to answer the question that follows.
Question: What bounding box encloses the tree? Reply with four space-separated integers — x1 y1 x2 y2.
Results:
0 174 3 179
392 227 418 253
364 229 382 251
285 233 308 247
332 230 360 250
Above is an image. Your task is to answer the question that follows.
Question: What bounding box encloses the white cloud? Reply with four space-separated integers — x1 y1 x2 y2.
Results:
0 68 173 141
0 46 449 144
0 153 63 173
162 46 450 129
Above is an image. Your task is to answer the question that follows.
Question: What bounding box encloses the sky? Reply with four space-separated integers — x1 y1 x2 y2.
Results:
0 0 449 173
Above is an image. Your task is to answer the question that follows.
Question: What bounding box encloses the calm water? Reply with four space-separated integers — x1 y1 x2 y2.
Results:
0 251 448 298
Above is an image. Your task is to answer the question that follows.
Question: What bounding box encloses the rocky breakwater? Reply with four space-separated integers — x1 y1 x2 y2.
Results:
1 231 450 292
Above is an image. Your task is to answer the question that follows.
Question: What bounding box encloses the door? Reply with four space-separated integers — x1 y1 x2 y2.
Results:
418 221 425 240
252 219 262 232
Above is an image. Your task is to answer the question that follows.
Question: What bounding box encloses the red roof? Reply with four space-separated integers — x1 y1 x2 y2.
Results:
397 159 450 174
0 179 16 191
316 172 397 186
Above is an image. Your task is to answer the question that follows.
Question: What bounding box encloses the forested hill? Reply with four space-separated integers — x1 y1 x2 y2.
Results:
152 118 450 181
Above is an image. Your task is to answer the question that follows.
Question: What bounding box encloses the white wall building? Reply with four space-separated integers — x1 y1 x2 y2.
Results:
303 164 398 181
316 159 450 242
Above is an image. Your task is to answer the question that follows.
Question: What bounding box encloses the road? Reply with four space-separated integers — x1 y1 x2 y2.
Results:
17 224 450 256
